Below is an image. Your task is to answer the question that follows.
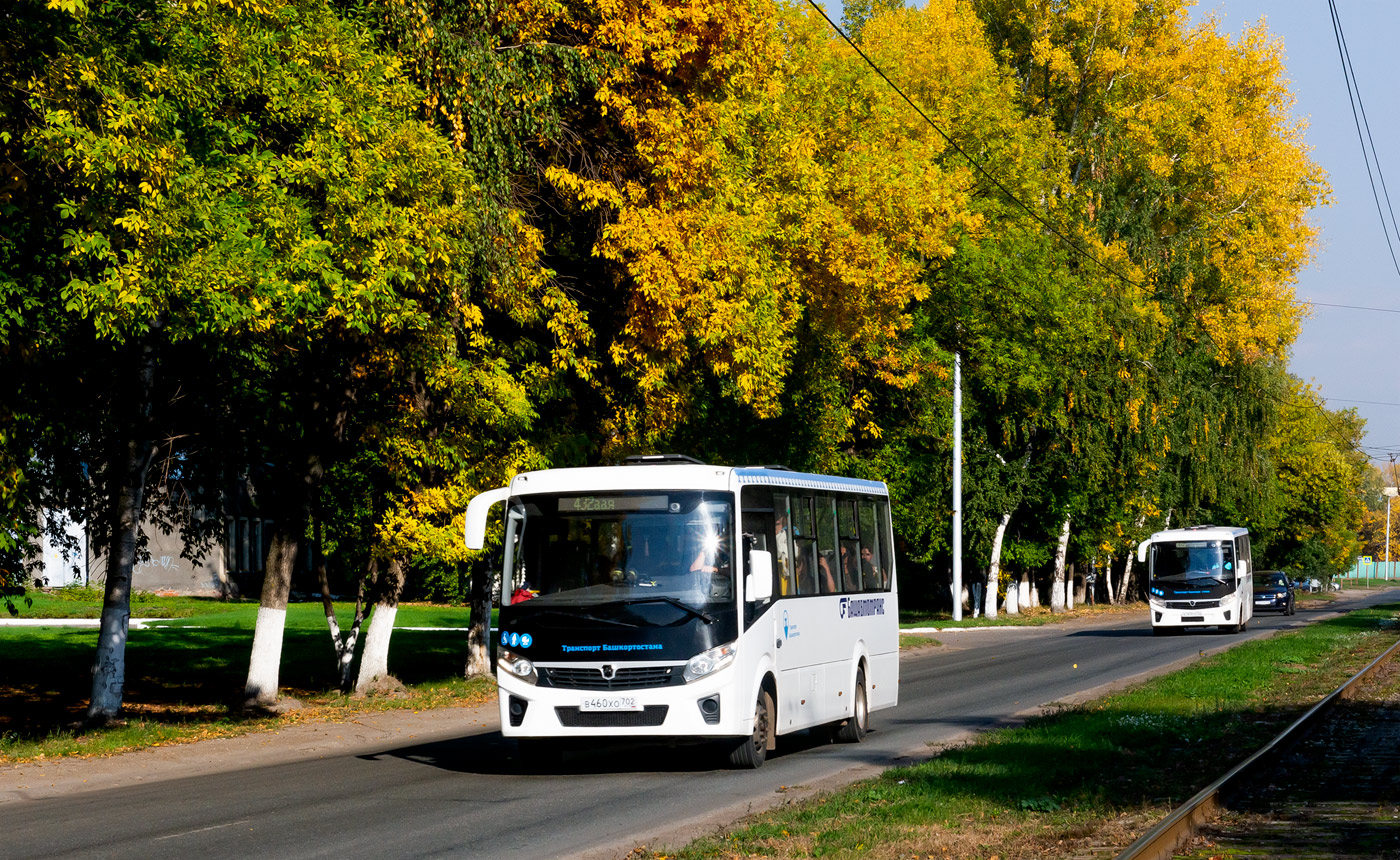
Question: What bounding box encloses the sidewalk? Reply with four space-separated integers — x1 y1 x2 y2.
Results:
0 699 500 805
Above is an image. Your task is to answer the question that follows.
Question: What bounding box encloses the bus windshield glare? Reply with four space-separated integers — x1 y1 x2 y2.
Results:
1150 540 1236 585
503 491 734 619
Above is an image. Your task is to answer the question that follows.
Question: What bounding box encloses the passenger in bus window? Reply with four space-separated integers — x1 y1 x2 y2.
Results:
840 543 861 591
817 551 838 593
691 531 732 599
860 546 881 589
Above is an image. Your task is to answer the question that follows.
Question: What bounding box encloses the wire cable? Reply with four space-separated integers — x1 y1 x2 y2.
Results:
806 3 1384 464
1327 0 1400 277
802 0 1148 294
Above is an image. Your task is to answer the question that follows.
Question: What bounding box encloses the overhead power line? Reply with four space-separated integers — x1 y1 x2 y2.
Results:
1327 0 1400 278
801 0 1146 295
804 4 1385 464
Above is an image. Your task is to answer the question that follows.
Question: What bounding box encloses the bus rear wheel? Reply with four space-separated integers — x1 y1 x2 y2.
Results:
728 690 772 769
834 669 868 743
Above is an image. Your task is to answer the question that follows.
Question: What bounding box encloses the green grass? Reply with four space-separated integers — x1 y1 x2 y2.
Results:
900 601 1141 629
0 594 497 762
14 586 248 619
649 603 1400 860
899 633 941 649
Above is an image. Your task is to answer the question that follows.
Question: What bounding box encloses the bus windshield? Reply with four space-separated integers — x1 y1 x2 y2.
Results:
503 491 734 623
1150 540 1236 586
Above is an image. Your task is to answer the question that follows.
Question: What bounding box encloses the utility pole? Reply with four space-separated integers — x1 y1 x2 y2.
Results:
952 351 962 621
1385 485 1397 582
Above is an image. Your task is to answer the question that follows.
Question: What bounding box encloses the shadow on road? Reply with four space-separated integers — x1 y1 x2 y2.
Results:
355 723 877 777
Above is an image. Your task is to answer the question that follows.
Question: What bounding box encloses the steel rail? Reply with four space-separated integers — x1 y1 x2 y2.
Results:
1113 635 1400 860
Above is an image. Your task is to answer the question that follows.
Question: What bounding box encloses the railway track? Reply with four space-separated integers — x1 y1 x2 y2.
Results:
1114 636 1400 860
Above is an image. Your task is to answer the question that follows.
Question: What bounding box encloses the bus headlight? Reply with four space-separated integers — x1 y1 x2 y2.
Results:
684 642 736 683
497 648 538 685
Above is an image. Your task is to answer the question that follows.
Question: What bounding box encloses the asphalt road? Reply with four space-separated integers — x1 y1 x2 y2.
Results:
6 590 1398 860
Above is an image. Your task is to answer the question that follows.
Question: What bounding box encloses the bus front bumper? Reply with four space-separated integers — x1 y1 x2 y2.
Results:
496 668 749 739
1150 601 1238 628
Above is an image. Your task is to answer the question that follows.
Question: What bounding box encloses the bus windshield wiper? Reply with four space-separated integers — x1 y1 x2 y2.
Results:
616 595 716 624
528 609 641 629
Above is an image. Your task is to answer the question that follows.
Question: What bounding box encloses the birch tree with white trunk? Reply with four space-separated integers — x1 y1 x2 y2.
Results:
1049 516 1071 612
985 511 1011 618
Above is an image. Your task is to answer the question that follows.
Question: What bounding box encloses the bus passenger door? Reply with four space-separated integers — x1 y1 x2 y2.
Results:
774 494 825 732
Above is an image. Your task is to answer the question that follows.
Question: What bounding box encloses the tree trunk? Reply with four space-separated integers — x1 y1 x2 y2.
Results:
86 439 157 725
1104 555 1116 605
1117 553 1133 604
315 511 366 694
356 557 406 693
1049 517 1071 613
985 511 1010 618
1005 569 1020 614
86 332 161 727
1066 562 1076 611
464 560 494 678
1020 575 1034 609
243 522 301 708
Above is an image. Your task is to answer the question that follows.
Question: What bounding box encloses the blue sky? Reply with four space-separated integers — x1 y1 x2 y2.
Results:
1195 1 1400 467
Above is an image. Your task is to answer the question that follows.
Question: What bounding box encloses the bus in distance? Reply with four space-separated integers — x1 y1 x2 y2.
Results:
463 455 900 768
1137 525 1254 635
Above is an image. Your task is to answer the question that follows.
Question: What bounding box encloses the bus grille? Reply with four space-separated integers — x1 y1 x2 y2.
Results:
555 706 669 728
1166 599 1220 609
542 666 679 690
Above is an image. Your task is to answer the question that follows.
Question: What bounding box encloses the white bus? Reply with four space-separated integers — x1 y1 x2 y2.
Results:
463 455 900 768
1137 525 1254 635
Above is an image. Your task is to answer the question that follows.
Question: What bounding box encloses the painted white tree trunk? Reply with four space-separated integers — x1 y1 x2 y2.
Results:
985 511 1010 618
1066 564 1075 611
1020 576 1034 608
245 606 287 705
244 525 299 707
1005 571 1020 614
356 558 406 693
465 561 495 678
356 602 397 691
1104 555 1116 605
1050 517 1071 612
1118 552 1134 604
87 332 161 726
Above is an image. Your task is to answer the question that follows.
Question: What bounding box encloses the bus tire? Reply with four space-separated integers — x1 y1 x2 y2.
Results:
728 690 772 769
834 669 868 743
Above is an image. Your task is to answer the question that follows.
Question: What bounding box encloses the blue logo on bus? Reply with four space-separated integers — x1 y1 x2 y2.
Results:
520 633 533 648
500 631 509 646
510 632 521 647
840 597 886 619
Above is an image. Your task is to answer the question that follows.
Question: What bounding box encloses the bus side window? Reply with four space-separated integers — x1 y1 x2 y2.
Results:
858 500 882 592
773 493 796 597
816 494 840 594
792 495 819 595
876 500 894 591
837 497 861 591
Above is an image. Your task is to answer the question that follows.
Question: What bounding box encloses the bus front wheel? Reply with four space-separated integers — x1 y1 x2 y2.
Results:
728 690 773 769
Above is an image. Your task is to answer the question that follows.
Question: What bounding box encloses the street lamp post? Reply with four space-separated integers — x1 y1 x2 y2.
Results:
1385 487 1398 582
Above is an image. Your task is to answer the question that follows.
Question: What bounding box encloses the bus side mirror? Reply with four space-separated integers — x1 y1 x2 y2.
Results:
1136 539 1151 563
464 487 510 550
746 550 773 603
